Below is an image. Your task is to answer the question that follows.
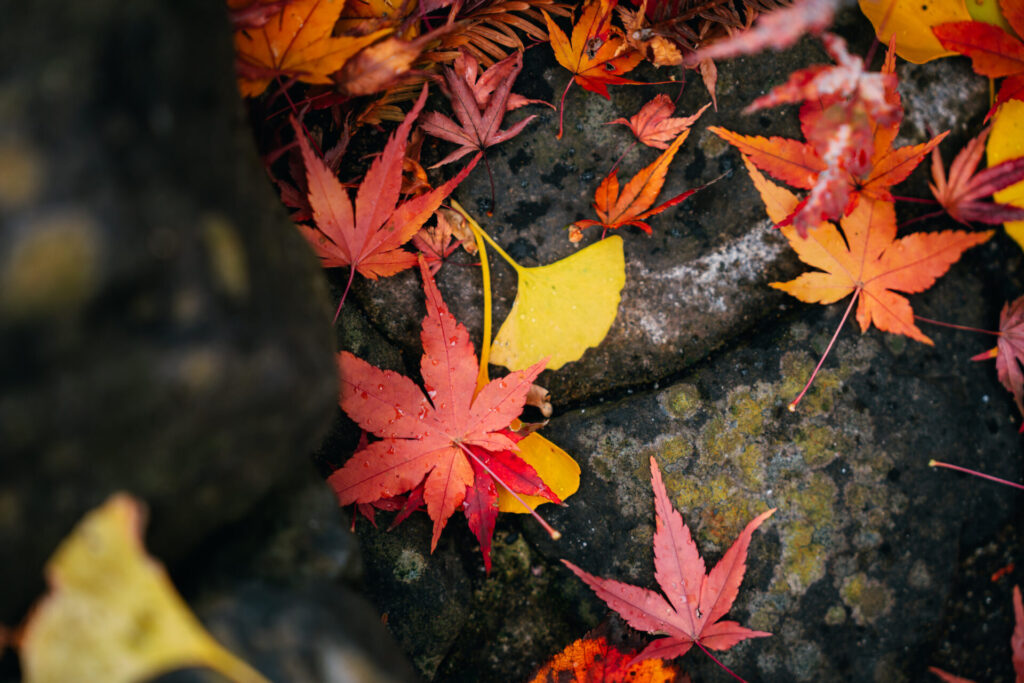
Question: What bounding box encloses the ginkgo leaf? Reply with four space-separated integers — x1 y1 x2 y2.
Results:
859 0 972 63
572 125 705 240
563 457 774 673
484 235 626 372
529 634 682 683
745 157 993 344
19 495 267 683
543 0 644 138
988 98 1024 250
497 431 581 512
233 0 391 97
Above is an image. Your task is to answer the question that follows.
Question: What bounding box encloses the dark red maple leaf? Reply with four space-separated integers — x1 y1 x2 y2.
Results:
930 126 1024 225
329 258 560 569
563 457 774 674
972 294 1024 430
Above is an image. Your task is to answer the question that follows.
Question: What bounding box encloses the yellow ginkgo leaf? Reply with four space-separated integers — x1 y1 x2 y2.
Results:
497 431 581 513
859 0 972 63
988 98 1024 251
966 0 1015 33
19 494 267 683
489 236 626 371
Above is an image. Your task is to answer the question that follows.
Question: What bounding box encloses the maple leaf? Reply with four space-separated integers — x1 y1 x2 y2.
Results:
743 156 993 407
328 259 559 567
934 0 1024 112
608 95 710 150
709 35 944 237
692 0 838 62
419 50 542 168
563 457 774 673
292 85 479 316
930 126 1024 225
233 0 391 97
928 585 1024 682
972 294 1024 427
530 633 684 683
571 124 704 241
543 0 644 138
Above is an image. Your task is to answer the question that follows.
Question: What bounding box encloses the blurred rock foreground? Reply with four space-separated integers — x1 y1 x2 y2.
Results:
2 2 1023 683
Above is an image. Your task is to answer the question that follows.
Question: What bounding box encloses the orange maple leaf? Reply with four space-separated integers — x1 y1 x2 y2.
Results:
543 0 643 138
744 156 993 407
292 85 478 316
233 0 390 97
563 457 773 677
570 122 704 242
530 633 683 683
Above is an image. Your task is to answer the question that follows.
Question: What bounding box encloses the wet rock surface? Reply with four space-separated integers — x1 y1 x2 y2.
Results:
340 9 1024 683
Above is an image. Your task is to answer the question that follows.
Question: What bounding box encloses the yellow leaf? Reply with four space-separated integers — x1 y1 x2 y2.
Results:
988 99 1024 251
20 495 267 683
497 431 581 513
859 0 972 63
967 0 1015 34
490 236 626 371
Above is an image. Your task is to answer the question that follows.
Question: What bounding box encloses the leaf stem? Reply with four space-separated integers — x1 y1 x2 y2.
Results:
333 265 357 323
789 289 859 411
693 640 748 683
897 209 945 229
890 195 938 205
450 200 523 273
557 79 573 140
913 315 1000 336
458 202 495 391
457 443 561 539
929 460 1024 491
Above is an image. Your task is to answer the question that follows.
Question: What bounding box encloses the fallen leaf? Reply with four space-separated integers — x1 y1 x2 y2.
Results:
488 235 627 371
563 457 774 671
971 294 1024 426
694 0 838 61
572 125 705 240
293 85 478 280
746 157 993 345
930 126 1024 225
859 0 972 63
988 98 1024 249
19 495 266 683
529 634 684 683
496 432 581 512
419 50 541 168
328 258 559 567
608 95 710 150
934 1 1024 110
233 0 391 97
543 0 644 138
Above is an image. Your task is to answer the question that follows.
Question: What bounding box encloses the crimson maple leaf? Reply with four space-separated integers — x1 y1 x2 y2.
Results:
607 95 710 150
329 258 559 568
419 50 541 168
292 85 478 316
930 126 1024 225
933 0 1024 113
563 457 774 672
972 295 1024 430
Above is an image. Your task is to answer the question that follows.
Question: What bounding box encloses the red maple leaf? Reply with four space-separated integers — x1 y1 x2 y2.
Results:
607 95 710 150
933 0 1024 114
563 457 774 674
292 85 478 317
328 258 559 569
929 126 1024 225
419 50 542 168
972 294 1024 429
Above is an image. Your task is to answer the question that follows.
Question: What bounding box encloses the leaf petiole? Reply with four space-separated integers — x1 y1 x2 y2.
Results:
693 640 749 683
929 460 1024 491
789 289 860 411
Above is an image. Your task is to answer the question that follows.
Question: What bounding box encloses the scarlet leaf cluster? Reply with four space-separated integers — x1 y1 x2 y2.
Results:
973 294 1024 428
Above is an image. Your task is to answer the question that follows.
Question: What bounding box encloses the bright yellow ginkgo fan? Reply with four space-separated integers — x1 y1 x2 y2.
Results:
989 99 1024 251
19 494 268 683
859 0 972 63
